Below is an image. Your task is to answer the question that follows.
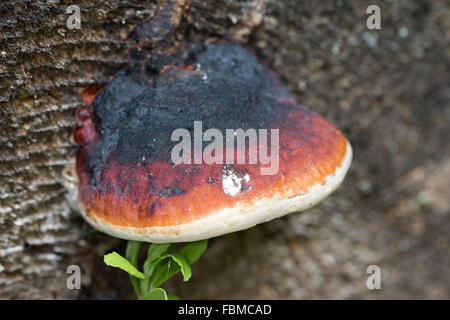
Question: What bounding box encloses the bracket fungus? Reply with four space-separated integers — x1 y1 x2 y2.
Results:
63 42 352 243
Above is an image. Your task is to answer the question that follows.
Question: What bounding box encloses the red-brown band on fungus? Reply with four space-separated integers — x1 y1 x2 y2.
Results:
64 43 352 243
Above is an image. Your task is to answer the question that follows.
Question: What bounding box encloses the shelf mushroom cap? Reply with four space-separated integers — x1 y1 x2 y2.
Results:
63 43 352 243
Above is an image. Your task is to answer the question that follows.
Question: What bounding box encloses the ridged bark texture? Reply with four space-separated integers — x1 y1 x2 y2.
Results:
1 0 449 299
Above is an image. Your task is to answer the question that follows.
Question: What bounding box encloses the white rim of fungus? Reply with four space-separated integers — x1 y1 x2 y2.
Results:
64 141 353 243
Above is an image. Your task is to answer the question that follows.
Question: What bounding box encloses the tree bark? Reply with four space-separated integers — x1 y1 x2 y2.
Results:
1 0 449 299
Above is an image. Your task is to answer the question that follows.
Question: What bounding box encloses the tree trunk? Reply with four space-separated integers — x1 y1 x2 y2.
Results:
1 0 449 299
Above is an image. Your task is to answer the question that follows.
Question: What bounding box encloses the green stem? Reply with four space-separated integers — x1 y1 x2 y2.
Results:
125 241 142 297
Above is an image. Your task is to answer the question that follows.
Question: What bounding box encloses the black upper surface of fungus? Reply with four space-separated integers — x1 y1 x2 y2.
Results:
91 43 280 168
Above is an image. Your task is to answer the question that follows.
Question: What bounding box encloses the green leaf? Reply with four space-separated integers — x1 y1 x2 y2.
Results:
147 243 173 264
149 240 208 288
140 243 173 294
165 253 192 281
125 241 143 296
142 244 173 280
150 258 180 288
167 294 180 300
179 240 208 264
126 241 142 266
104 252 145 279
142 288 168 300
